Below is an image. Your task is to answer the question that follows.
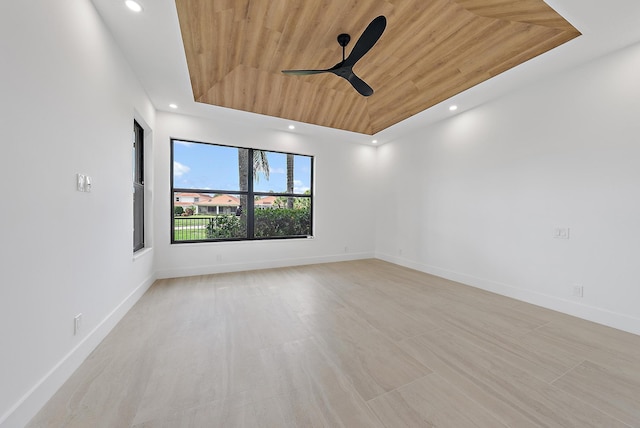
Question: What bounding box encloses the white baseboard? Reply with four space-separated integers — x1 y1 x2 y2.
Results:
375 252 640 336
0 274 156 428
156 252 374 279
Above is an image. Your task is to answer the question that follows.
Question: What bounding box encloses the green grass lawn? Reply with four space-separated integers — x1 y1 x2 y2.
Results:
173 215 215 227
174 228 207 241
173 216 213 241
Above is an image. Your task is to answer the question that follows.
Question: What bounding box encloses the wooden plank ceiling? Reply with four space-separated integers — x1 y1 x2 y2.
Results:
175 0 580 135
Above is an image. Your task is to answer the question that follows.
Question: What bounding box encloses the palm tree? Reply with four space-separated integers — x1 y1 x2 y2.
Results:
238 148 270 218
286 154 294 209
253 150 270 182
238 149 248 208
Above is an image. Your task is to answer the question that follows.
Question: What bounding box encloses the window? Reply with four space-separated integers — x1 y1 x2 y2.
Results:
171 139 313 243
133 120 144 252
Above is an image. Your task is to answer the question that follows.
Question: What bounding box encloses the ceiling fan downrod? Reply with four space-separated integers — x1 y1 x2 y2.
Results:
337 33 351 61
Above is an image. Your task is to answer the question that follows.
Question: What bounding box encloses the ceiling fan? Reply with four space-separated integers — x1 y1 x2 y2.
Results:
282 15 387 97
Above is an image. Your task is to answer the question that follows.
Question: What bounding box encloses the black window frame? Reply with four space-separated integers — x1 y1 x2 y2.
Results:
170 138 314 244
133 120 145 252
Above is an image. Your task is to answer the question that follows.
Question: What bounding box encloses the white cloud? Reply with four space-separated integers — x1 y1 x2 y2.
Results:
173 161 191 177
174 140 193 147
269 167 285 174
294 180 309 194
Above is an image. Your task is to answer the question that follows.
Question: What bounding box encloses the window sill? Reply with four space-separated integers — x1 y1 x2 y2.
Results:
170 236 315 247
133 247 153 261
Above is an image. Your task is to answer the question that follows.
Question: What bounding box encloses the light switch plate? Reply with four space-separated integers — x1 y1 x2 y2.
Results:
76 174 85 192
74 313 82 335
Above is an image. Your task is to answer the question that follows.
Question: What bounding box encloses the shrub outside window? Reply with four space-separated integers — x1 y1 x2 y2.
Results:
171 139 313 243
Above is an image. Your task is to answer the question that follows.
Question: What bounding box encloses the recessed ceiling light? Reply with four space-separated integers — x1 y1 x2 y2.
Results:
288 125 295 130
449 105 458 111
125 0 142 12
169 103 178 109
372 140 378 144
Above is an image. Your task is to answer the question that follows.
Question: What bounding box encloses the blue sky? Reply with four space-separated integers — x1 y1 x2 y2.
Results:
173 140 311 194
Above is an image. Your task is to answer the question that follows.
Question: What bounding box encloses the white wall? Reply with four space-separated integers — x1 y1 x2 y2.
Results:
153 112 377 278
376 41 640 335
0 1 156 426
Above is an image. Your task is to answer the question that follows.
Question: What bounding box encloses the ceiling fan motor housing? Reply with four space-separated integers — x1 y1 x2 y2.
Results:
337 33 351 47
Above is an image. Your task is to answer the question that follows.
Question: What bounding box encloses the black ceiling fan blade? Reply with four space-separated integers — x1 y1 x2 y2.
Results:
281 15 385 96
344 15 386 67
281 69 330 75
345 72 374 97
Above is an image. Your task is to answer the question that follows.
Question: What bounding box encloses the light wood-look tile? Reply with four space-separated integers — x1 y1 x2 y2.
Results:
399 329 629 428
368 373 509 428
530 317 640 367
258 338 383 427
300 308 431 401
27 347 153 428
132 395 285 428
274 276 347 316
28 260 640 427
553 359 640 426
337 288 441 341
427 306 583 382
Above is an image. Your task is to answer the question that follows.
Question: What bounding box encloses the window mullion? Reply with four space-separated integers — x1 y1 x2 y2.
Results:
247 149 255 239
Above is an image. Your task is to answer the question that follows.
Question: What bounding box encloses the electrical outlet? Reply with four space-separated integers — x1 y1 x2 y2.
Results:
74 313 82 335
572 285 583 298
216 254 222 262
344 246 349 253
554 227 570 239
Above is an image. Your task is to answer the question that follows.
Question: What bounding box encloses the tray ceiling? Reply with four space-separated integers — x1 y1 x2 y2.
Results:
176 0 580 135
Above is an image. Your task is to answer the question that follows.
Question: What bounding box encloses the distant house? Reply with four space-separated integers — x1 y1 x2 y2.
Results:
175 193 283 214
254 195 278 209
174 192 207 213
174 192 238 215
195 194 240 215
174 192 204 205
